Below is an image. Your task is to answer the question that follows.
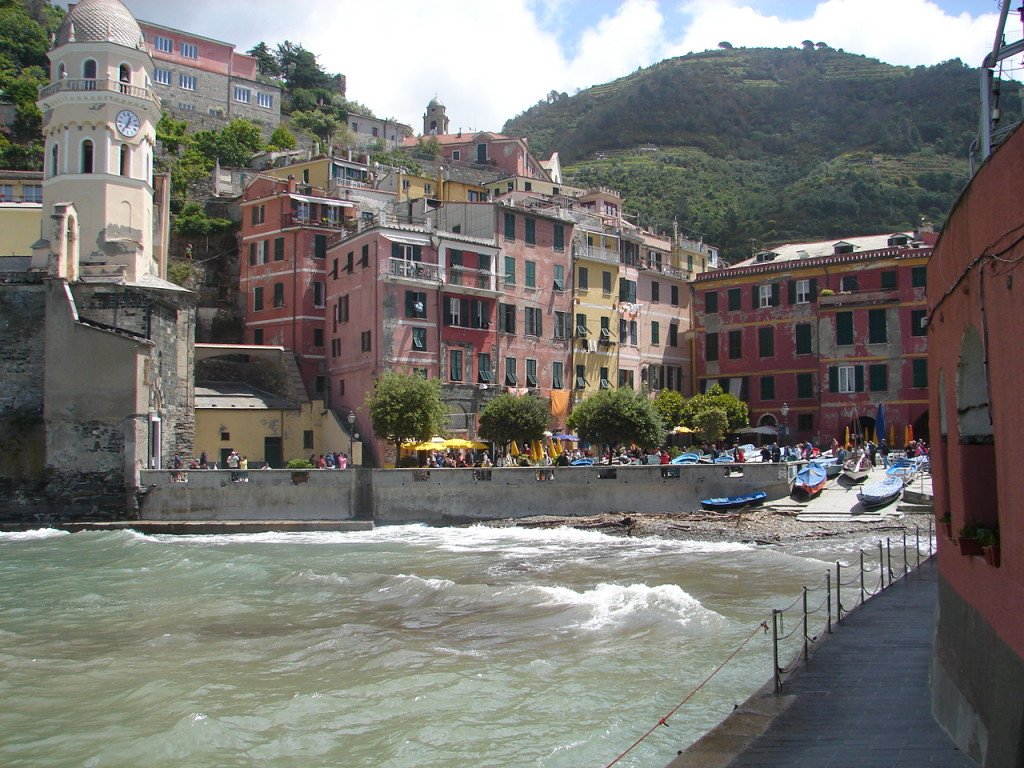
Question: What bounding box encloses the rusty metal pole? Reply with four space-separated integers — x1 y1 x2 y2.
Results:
903 531 909 579
860 550 866 604
879 541 886 590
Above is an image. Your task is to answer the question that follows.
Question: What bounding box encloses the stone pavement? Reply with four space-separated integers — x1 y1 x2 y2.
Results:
669 557 974 768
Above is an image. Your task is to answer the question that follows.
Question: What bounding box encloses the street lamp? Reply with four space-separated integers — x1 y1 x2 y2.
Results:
781 402 789 442
346 412 359 465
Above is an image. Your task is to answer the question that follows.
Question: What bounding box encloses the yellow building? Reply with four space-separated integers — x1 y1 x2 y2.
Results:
194 344 361 467
0 171 44 259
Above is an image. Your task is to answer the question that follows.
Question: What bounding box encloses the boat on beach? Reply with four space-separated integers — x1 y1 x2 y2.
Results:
841 455 872 482
810 455 843 478
792 463 828 499
671 452 701 464
857 475 904 509
700 491 768 511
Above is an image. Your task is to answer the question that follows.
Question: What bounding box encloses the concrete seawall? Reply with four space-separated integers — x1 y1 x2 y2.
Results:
138 463 795 523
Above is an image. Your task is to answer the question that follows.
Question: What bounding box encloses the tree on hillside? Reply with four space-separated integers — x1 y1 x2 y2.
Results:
276 40 333 91
191 119 265 167
567 388 664 450
680 385 749 433
366 372 447 459
477 393 549 450
247 42 281 78
290 109 341 149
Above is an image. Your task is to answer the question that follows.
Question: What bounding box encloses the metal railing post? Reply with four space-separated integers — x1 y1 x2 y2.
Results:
772 609 780 694
929 518 934 557
916 526 921 568
836 561 842 623
879 541 886 590
903 531 909 579
886 538 893 584
860 550 866 604
826 570 832 635
802 587 809 662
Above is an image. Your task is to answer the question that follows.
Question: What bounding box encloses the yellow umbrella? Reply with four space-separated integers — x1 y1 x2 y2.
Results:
509 440 520 456
530 440 544 462
844 426 850 446
547 441 560 459
470 441 488 450
673 425 694 433
888 423 895 445
442 438 475 449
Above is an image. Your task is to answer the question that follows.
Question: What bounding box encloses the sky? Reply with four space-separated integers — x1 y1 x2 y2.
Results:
62 0 1022 133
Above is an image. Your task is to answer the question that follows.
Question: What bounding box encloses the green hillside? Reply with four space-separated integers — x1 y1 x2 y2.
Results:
505 47 1022 260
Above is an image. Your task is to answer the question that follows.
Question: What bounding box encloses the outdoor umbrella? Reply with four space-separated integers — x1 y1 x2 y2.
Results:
875 403 886 446
441 438 475 449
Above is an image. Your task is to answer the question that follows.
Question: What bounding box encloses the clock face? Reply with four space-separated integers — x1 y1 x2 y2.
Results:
115 110 141 137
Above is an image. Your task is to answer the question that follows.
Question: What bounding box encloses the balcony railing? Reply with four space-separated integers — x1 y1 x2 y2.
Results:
818 288 901 307
447 265 497 292
576 245 621 265
39 78 158 105
384 258 441 282
282 211 350 230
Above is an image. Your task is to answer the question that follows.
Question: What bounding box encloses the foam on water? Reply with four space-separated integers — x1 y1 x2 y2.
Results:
0 528 69 542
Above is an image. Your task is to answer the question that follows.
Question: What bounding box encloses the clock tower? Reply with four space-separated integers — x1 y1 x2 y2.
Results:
34 0 163 284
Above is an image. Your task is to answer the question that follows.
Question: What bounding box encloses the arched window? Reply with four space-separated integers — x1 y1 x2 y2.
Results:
83 59 97 79
119 144 130 177
50 143 59 177
81 139 94 174
56 62 66 81
118 64 131 94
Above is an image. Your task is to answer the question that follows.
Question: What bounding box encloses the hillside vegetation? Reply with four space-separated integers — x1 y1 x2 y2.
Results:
505 47 1022 260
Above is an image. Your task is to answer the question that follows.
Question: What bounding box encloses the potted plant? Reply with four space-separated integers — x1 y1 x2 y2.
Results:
957 523 984 556
287 458 314 484
978 526 1001 567
939 512 953 540
819 288 835 296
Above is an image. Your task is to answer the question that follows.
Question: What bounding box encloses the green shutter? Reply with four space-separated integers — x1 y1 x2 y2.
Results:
771 283 780 306
391 242 401 259
788 281 796 305
829 367 838 393
809 279 817 302
854 365 865 392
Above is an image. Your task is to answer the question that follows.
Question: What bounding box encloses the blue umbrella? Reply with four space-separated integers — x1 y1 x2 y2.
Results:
875 403 886 444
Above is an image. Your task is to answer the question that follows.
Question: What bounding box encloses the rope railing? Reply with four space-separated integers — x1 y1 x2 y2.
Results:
599 522 935 766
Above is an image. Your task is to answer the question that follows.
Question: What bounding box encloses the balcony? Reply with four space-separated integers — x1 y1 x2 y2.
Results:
39 78 159 107
446 265 499 296
577 245 621 265
383 258 441 283
281 211 351 230
818 288 901 307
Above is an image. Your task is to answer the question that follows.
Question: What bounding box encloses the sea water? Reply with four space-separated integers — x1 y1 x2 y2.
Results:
0 525 922 768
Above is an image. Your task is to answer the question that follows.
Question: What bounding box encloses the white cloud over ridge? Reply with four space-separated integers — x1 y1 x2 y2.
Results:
107 0 1009 134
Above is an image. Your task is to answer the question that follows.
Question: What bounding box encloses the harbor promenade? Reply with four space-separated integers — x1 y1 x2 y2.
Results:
668 556 973 768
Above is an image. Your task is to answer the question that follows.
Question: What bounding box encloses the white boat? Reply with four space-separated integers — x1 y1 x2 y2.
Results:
841 455 872 482
857 475 904 508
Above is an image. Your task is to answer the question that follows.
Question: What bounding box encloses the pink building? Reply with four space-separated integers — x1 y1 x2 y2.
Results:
927 121 1024 767
403 131 549 180
238 175 355 399
693 233 934 446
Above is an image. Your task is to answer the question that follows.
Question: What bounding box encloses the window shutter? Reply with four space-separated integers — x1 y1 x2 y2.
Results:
412 245 422 262
788 281 796 305
391 242 401 259
771 283 780 306
855 365 865 392
809 279 817 301
751 285 758 307
829 367 838 393
405 291 414 317
461 298 470 324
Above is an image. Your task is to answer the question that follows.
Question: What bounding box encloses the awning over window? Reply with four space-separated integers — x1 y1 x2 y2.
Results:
289 194 353 207
383 233 432 247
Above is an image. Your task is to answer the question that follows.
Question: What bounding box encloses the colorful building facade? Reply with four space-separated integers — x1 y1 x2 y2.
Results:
238 174 355 399
927 121 1024 768
692 233 934 446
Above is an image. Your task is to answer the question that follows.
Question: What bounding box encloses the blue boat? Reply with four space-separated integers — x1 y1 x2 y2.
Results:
570 458 594 466
792 463 828 498
671 452 701 465
810 456 842 478
856 476 904 509
700 491 768 511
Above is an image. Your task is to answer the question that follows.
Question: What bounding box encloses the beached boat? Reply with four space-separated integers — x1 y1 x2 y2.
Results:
792 463 828 498
700 491 768 511
810 456 843 478
570 458 594 466
857 475 904 509
670 452 701 465
841 455 872 482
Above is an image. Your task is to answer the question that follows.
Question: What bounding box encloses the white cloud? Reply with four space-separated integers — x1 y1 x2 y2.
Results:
102 1 1011 134
666 0 1003 70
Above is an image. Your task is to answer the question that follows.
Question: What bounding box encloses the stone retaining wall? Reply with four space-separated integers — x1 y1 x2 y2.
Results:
137 462 794 523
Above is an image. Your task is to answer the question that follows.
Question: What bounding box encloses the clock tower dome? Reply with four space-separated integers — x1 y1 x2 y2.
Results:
34 0 163 284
